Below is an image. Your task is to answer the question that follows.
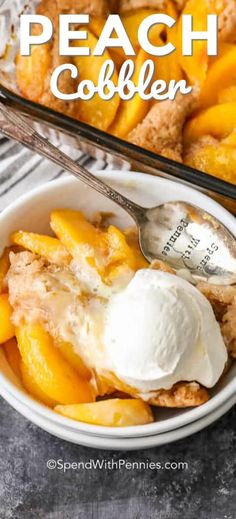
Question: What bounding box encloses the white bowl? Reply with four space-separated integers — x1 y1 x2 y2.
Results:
1 383 235 450
0 172 235 444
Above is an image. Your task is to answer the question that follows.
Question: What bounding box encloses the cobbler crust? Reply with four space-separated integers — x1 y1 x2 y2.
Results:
218 0 236 43
128 90 199 162
148 382 209 407
52 0 109 17
196 281 236 359
119 0 166 12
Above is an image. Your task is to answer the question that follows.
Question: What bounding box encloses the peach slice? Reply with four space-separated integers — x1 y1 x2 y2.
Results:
3 338 22 381
177 0 210 86
184 143 236 184
16 323 95 405
106 225 137 269
109 48 150 138
20 361 57 407
73 29 120 131
208 41 235 67
0 294 15 344
124 228 149 269
11 231 71 266
0 247 11 293
108 46 128 69
222 130 236 148
184 103 236 142
121 9 164 51
218 86 236 104
50 209 108 278
151 34 182 87
88 17 106 39
57 341 91 380
55 399 154 427
200 46 236 107
89 17 126 68
153 40 171 84
155 0 182 83
50 209 137 281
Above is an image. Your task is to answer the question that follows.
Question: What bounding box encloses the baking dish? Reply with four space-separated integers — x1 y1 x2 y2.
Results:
0 0 236 213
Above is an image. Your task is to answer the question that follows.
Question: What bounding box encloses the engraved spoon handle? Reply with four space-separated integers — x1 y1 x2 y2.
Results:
0 101 145 220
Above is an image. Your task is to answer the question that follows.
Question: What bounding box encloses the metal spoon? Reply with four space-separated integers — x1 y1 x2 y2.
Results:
0 101 235 284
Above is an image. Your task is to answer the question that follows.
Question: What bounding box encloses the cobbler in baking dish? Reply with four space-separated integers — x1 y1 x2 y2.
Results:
15 0 236 184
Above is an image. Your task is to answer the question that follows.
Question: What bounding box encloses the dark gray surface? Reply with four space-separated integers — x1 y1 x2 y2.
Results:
0 397 235 519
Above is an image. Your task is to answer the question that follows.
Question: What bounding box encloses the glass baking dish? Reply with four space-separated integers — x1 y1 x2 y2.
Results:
0 0 236 213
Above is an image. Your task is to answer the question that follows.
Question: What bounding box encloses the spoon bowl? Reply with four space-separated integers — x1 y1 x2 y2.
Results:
138 201 236 283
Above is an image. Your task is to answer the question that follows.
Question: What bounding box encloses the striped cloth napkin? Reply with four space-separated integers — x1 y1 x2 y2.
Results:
0 135 108 211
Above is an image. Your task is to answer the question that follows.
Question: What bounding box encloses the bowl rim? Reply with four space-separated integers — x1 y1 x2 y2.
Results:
1 384 235 449
0 171 235 439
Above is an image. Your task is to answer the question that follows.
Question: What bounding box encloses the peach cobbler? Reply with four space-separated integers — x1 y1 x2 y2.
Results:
0 209 235 427
15 0 236 185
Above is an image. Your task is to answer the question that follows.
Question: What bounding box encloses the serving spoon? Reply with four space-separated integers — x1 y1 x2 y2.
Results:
0 100 235 284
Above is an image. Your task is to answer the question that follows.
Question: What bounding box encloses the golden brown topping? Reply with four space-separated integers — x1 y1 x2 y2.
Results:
119 0 166 13
197 280 236 306
150 259 176 275
184 135 236 185
148 382 210 407
197 281 236 358
221 304 236 358
128 90 199 161
109 0 121 11
218 0 236 43
56 0 109 16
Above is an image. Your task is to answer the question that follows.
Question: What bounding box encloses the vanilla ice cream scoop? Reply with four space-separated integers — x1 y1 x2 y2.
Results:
104 270 228 392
